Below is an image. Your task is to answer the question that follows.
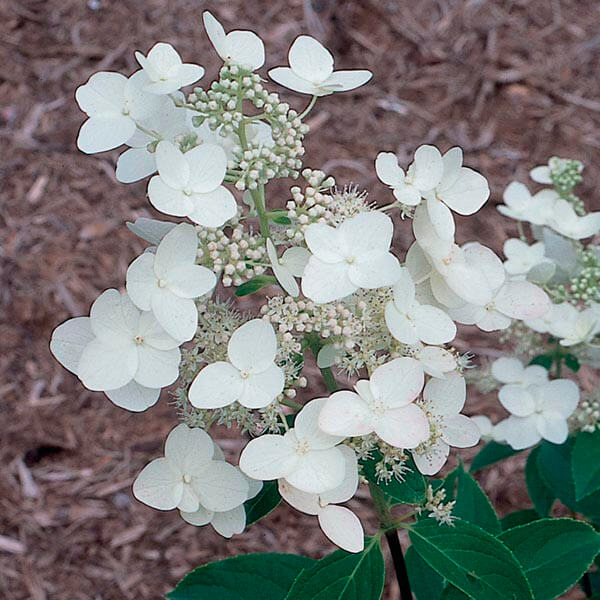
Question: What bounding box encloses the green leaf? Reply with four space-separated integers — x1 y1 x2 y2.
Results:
271 215 292 225
450 464 500 535
285 537 385 600
572 430 600 500
499 518 600 600
245 481 281 527
440 587 469 599
525 446 554 516
235 275 277 297
537 440 600 519
500 509 540 531
360 453 426 505
167 553 315 600
409 519 533 600
470 442 522 473
564 353 580 371
529 354 553 369
405 546 444 600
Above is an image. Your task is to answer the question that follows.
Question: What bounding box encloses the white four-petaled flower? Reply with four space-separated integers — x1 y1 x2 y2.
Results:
502 238 548 278
269 36 371 96
266 239 310 298
148 140 236 227
239 398 347 494
133 424 249 513
188 319 285 409
301 212 402 303
126 223 216 341
319 358 429 449
135 42 204 94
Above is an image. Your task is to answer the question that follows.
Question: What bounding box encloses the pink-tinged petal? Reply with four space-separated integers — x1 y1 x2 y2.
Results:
441 414 480 448
188 361 244 409
318 391 374 438
412 440 449 476
285 447 346 494
239 434 298 481
375 404 430 449
370 357 424 409
318 505 365 553
133 457 183 510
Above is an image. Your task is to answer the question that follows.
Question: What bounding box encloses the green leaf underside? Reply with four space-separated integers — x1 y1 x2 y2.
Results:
409 519 533 600
525 446 554 516
360 453 426 505
500 509 540 531
537 440 600 519
572 430 600 500
244 481 281 526
235 275 278 296
405 546 444 600
449 464 501 535
166 553 315 600
499 518 600 600
470 442 522 473
284 537 385 600
440 586 470 599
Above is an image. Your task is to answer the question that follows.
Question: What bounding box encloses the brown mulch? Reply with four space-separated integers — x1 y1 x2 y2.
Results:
1 0 600 598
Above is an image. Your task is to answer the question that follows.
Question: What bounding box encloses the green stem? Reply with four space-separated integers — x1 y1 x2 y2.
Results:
299 95 318 120
304 333 338 392
280 397 303 411
252 184 270 238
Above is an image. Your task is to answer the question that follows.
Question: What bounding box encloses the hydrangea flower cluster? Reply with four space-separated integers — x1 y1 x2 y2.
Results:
51 12 592 560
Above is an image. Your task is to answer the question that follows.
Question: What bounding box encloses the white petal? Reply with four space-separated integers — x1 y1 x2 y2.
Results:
491 357 524 384
285 447 346 494
415 345 456 378
441 414 480 448
155 141 189 189
376 152 404 187
438 167 489 215
494 281 549 320
393 184 422 206
278 481 320 515
423 372 466 415
504 415 542 450
438 147 463 191
124 70 166 120
188 187 237 228
224 30 265 70
165 424 214 475
304 223 343 263
522 365 549 385
268 67 320 95
477 309 512 332
126 253 157 311
471 415 493 437
412 440 449 476
188 361 244 409
116 147 157 183
77 115 136 154
133 457 183 510
370 357 424 409
281 246 311 277
537 411 568 445
238 364 285 409
150 288 198 341
135 344 180 388
498 385 536 417
411 145 443 191
340 211 394 256
105 381 160 412
211 505 246 538
392 268 416 309
349 252 401 289
463 242 506 292
318 505 364 553
239 434 298 481
186 144 227 193
126 218 176 246
302 258 356 304
319 445 359 505
405 242 431 283
318 391 374 438
322 70 372 92
180 505 214 527
203 11 228 59
154 222 198 276
447 302 486 326
385 302 419 345
167 264 216 299
530 166 552 184
136 310 181 350
267 239 299 297
228 318 277 372
295 397 345 449
75 72 126 116
78 338 138 391
426 197 455 241
289 35 333 83
429 271 467 309
148 176 193 217
413 305 457 345
536 380 579 417
50 317 94 374
193 461 249 512
375 404 430 449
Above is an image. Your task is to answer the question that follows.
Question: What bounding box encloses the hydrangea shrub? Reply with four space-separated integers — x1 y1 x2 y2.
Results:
50 11 600 600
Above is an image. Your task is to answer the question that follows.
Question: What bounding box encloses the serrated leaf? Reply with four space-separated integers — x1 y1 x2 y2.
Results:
405 546 444 600
235 275 278 297
470 442 522 473
409 519 533 600
499 518 600 600
449 464 500 534
284 537 385 600
245 481 281 527
500 509 540 531
572 430 600 500
525 446 554 516
360 453 426 505
529 354 553 369
167 553 315 600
